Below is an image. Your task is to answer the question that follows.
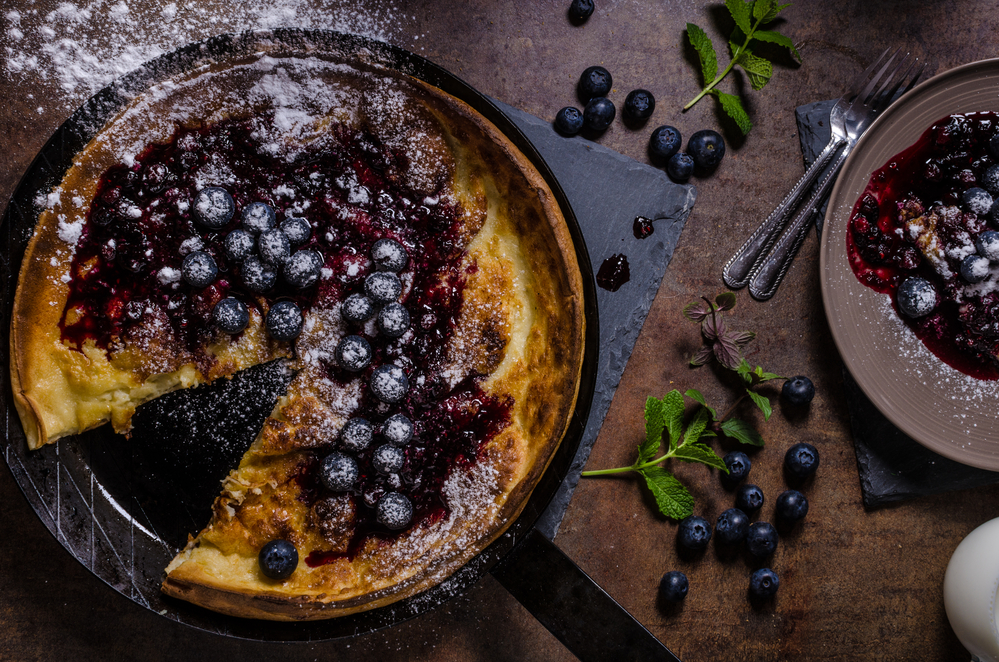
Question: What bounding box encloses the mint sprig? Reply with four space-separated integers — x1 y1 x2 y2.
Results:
683 0 799 134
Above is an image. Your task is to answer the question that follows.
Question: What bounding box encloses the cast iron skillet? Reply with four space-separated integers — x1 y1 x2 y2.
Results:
0 29 676 660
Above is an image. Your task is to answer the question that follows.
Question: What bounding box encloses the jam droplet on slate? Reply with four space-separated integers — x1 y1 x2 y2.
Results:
597 253 630 291
633 216 655 239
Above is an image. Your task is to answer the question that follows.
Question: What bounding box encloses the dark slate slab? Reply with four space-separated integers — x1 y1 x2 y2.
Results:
796 101 999 507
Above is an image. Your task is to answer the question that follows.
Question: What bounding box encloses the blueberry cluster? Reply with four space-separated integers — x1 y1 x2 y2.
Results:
650 126 725 182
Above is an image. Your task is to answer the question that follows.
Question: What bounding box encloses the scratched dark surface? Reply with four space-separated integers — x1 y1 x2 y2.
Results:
2 2 999 661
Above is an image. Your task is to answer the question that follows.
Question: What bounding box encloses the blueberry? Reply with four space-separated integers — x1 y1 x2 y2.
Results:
382 413 414 447
282 249 323 288
192 187 235 230
658 571 688 603
723 451 751 483
554 106 585 136
241 201 276 234
666 153 695 181
340 417 373 453
677 515 712 551
775 489 809 522
377 492 413 530
649 125 681 163
784 442 820 479
223 229 255 262
280 216 311 245
370 364 410 403
583 97 616 132
212 297 249 334
377 302 410 338
781 376 815 406
687 129 725 169
746 521 778 558
320 452 358 492
982 165 999 196
372 444 406 474
258 228 291 265
341 293 375 324
896 276 936 318
258 539 298 580
265 300 303 341
749 568 779 599
241 256 277 292
623 89 655 121
371 238 409 272
736 484 765 513
335 334 373 372
365 271 403 304
715 508 750 545
961 254 990 283
962 187 994 216
578 66 612 101
567 0 594 23
181 250 218 288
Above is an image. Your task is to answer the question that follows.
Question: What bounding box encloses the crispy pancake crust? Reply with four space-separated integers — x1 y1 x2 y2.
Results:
12 53 584 620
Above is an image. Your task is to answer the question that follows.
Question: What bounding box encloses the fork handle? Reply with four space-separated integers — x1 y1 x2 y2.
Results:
722 136 847 289
748 145 852 301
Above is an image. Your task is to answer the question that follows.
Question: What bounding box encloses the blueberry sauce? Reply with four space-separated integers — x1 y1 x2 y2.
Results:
597 253 630 291
633 216 654 239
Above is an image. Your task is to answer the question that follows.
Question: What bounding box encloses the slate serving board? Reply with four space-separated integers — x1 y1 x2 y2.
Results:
796 99 999 507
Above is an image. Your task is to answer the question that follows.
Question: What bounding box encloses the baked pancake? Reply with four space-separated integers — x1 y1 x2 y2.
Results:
10 48 584 620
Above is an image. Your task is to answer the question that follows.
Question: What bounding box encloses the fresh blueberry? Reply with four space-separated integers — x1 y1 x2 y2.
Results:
567 0 594 23
781 376 815 406
282 249 323 288
775 489 809 522
978 230 999 261
667 152 694 181
370 364 410 403
677 515 712 551
241 256 277 292
583 97 616 132
687 129 725 169
372 444 406 474
371 238 409 272
736 484 765 513
212 297 249 334
982 165 999 196
578 66 612 101
382 413 414 447
377 492 413 530
658 571 688 603
715 508 750 545
280 216 311 246
265 300 303 341
623 89 655 121
377 302 411 338
784 442 820 479
963 187 994 216
961 254 990 283
746 521 778 558
192 187 235 229
365 271 403 304
258 228 291 265
181 251 218 288
335 335 373 372
649 125 682 163
258 539 298 580
896 276 937 318
340 417 373 453
723 451 751 483
554 106 585 136
320 452 358 492
223 229 255 262
242 201 276 234
749 568 779 599
341 293 375 324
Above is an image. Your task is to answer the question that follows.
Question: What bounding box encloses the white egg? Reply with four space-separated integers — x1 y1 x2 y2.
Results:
944 517 999 662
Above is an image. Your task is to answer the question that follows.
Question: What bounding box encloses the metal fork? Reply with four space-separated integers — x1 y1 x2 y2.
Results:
745 50 926 300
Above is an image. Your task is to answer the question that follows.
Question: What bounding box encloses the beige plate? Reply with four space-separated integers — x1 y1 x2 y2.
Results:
821 58 999 471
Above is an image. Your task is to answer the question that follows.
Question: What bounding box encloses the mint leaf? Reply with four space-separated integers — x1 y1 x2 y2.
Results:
726 0 753 35
642 467 695 519
683 299 712 322
684 389 717 419
715 292 737 311
736 358 754 385
686 23 718 86
759 371 784 382
712 89 753 135
702 313 725 341
747 389 773 420
682 408 711 447
736 49 774 91
713 335 742 370
690 346 713 367
760 2 791 23
663 390 685 452
674 442 728 471
640 396 666 462
728 330 756 347
719 417 765 446
752 0 776 21
753 29 801 60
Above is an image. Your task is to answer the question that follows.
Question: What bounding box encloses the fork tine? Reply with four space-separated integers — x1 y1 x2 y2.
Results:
868 52 913 107
846 48 894 98
856 47 902 105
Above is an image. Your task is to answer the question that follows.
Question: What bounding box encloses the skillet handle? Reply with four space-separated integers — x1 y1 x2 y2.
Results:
491 528 680 662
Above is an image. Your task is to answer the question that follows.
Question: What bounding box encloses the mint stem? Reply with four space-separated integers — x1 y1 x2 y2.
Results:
682 14 763 111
